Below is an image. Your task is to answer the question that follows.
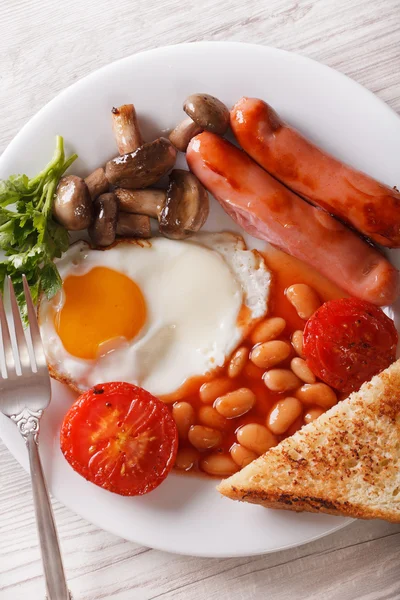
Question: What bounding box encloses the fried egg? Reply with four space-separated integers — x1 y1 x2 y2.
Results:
39 232 271 396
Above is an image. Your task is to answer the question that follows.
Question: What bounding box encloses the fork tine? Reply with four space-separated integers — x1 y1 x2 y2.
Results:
22 275 47 372
8 276 31 373
0 285 16 377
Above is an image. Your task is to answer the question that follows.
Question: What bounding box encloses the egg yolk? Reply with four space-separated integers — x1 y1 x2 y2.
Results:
55 267 146 360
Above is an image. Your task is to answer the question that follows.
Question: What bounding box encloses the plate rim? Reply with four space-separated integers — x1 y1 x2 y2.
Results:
2 41 399 168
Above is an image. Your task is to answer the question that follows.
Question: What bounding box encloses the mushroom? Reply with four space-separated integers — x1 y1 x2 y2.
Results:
114 188 165 218
115 169 209 240
159 170 209 240
53 175 92 231
84 167 109 200
116 213 151 238
105 138 177 189
169 94 229 151
184 94 229 134
84 104 145 201
88 193 118 247
111 104 143 155
169 117 202 152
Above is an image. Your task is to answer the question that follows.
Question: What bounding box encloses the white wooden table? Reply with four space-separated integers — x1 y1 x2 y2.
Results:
1 1 400 598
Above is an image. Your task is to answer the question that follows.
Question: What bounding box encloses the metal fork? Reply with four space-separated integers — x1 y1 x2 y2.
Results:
0 276 70 600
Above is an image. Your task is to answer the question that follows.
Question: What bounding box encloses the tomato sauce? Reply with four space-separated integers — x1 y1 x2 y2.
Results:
170 247 346 477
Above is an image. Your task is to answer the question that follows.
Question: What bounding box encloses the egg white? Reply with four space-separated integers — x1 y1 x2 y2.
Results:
39 232 271 396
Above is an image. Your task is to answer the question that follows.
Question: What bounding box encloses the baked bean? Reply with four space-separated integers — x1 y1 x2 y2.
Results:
250 340 291 369
174 447 198 471
304 406 325 424
286 284 321 320
188 425 222 451
267 397 303 435
243 361 265 379
215 388 256 418
198 405 228 430
291 330 305 358
172 402 195 439
263 369 301 392
230 443 258 468
201 453 239 476
296 383 337 408
227 346 248 378
237 423 278 455
200 377 233 404
290 357 316 384
250 317 286 345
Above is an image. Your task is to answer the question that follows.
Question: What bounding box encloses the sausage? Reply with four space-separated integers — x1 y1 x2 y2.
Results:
230 97 400 248
187 132 399 306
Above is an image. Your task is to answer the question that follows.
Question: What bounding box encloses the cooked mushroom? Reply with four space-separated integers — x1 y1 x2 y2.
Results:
85 167 109 200
184 94 229 134
169 94 229 153
88 193 118 247
115 170 208 240
114 188 166 218
159 170 209 240
105 138 177 189
169 117 202 152
53 175 92 231
116 213 152 238
111 104 143 155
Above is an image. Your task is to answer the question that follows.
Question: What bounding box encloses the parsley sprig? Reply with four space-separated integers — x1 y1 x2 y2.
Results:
0 136 77 318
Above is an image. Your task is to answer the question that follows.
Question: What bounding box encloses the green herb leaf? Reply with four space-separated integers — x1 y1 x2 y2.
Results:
0 136 77 319
40 261 62 299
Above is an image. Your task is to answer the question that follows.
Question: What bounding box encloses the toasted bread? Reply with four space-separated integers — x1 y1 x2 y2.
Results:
217 360 400 522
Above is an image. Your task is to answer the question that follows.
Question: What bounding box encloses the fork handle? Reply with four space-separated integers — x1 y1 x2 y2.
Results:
27 433 71 600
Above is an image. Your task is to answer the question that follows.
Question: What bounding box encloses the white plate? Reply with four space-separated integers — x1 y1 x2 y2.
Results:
1 42 400 558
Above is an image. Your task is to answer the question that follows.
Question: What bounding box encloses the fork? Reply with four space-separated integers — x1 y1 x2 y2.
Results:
0 276 70 600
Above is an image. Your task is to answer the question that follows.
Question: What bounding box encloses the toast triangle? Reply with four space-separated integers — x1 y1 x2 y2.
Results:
217 360 400 522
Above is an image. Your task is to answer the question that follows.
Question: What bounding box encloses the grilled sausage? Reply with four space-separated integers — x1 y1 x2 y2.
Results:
187 132 399 306
230 97 400 248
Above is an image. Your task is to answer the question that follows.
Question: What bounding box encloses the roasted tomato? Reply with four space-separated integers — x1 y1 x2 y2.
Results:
303 298 398 394
60 382 178 496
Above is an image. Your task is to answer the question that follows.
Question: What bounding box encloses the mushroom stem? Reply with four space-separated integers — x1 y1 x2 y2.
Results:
114 188 166 218
85 167 109 200
116 213 152 238
111 104 143 155
169 118 202 152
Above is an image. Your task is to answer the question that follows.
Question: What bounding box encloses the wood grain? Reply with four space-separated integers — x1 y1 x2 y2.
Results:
1 0 400 598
